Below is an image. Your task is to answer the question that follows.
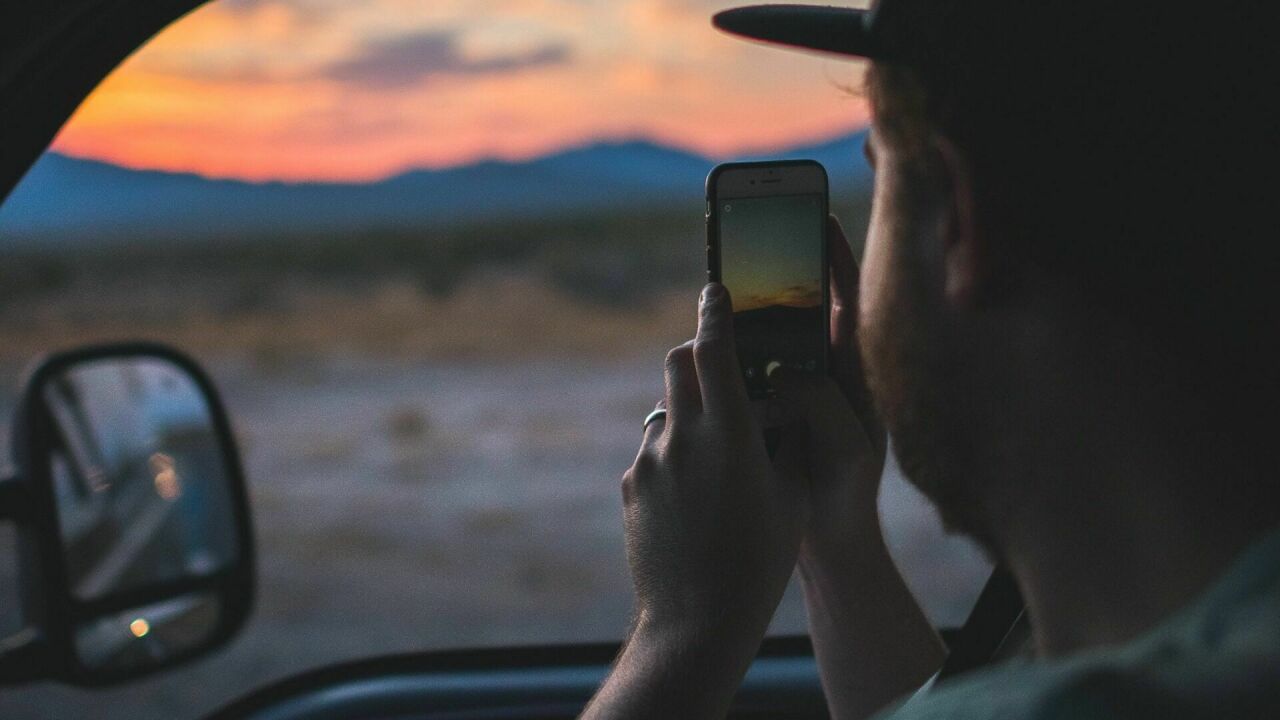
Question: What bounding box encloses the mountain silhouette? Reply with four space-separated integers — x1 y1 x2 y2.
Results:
0 133 870 243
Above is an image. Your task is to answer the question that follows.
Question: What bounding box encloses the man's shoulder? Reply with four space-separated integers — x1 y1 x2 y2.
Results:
880 648 1280 720
880 528 1280 720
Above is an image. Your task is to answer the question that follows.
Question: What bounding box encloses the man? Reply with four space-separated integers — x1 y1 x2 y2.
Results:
583 1 1278 719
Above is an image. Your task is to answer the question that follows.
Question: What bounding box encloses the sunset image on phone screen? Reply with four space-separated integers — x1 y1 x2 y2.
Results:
719 194 826 398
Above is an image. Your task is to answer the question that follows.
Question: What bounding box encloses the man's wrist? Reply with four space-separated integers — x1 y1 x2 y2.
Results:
589 608 770 719
630 601 772 665
799 508 889 576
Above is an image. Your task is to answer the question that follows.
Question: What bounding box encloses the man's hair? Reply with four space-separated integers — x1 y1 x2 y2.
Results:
864 14 1275 358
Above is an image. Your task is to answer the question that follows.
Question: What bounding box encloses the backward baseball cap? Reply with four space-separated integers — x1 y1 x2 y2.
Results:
711 2 1224 99
714 1 1214 59
713 2 1267 162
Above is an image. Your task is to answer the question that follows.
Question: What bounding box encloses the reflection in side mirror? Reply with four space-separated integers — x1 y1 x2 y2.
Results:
2 344 253 686
46 358 239 602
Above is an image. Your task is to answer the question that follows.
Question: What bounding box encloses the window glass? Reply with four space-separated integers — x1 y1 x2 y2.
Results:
0 1 989 716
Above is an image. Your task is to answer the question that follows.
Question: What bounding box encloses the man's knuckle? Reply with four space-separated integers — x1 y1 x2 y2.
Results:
663 429 691 457
665 344 692 370
632 451 658 477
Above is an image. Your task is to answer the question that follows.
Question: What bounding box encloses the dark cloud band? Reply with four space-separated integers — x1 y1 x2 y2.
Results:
325 31 570 88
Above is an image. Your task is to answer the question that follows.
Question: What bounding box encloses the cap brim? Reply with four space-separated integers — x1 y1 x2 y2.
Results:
712 4 879 59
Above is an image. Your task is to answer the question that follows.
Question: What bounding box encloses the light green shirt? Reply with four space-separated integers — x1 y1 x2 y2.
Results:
882 527 1280 720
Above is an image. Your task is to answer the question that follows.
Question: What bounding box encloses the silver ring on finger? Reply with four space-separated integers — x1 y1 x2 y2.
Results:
642 408 667 431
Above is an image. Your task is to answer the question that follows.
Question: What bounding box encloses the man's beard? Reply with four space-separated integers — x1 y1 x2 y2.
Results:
859 263 1001 556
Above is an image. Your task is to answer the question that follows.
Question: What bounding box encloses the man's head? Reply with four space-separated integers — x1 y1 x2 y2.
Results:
718 2 1277 549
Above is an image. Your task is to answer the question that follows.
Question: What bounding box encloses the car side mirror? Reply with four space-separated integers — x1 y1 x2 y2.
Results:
0 343 254 686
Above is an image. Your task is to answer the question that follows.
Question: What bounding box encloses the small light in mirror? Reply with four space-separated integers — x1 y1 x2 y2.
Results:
149 452 182 501
129 618 150 638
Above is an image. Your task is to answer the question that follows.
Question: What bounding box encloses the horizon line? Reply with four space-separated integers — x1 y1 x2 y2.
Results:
47 123 870 187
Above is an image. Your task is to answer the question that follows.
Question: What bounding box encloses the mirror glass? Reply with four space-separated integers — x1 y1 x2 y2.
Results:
42 357 239 604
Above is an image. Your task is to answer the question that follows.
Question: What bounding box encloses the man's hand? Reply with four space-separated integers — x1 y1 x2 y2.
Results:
582 282 810 720
772 216 889 560
624 282 809 636
771 216 945 720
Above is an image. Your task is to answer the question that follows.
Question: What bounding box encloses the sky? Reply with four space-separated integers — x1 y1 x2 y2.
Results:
51 0 872 182
719 194 825 312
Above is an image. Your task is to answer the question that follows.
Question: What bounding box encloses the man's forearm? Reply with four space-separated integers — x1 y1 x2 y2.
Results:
581 612 768 720
799 521 947 720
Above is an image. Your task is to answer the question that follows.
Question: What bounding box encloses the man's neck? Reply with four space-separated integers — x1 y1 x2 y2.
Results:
993 400 1279 657
1007 490 1277 657
971 316 1280 658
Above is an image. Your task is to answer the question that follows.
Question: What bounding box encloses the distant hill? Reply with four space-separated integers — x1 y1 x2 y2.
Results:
0 132 870 243
734 303 826 340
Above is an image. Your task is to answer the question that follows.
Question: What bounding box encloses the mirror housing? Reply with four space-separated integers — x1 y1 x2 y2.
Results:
0 343 254 686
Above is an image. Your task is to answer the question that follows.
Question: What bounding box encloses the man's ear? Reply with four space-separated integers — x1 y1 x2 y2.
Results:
929 133 985 307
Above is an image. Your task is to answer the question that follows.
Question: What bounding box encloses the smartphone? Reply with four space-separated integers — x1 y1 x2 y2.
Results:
706 160 830 400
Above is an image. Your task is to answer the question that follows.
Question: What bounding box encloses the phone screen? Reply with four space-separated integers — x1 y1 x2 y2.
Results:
718 193 827 398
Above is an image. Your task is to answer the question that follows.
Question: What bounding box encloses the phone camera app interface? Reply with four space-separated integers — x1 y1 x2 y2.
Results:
720 194 825 398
